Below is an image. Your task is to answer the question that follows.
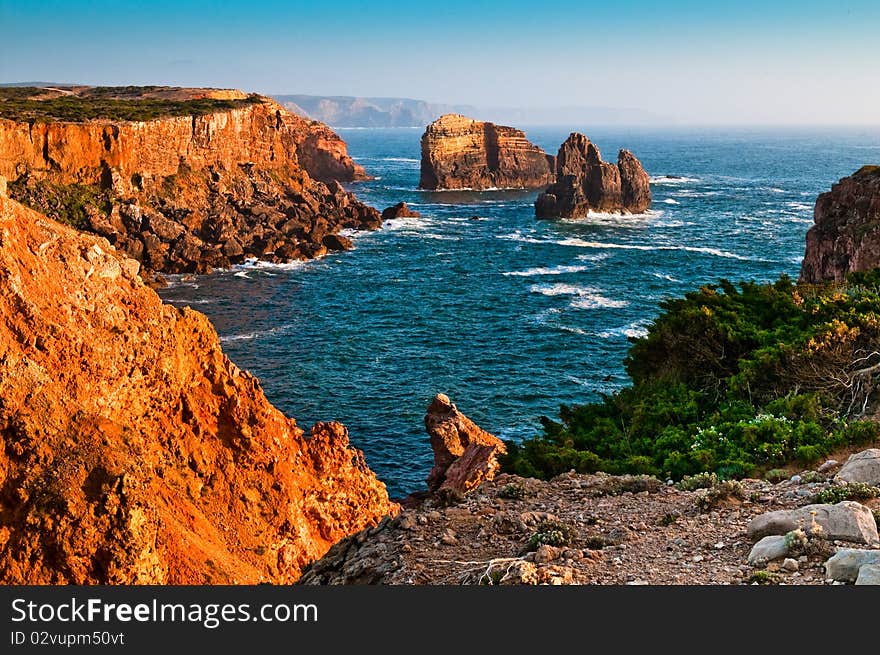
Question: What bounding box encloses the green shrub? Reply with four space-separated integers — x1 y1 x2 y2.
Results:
695 480 746 512
677 472 718 491
498 483 527 500
502 274 880 482
812 483 880 504
525 519 576 551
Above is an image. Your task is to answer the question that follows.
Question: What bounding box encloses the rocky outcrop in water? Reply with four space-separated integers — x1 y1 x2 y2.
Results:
0 193 395 584
800 166 880 283
0 86 379 275
424 394 506 492
419 114 555 190
381 202 421 220
535 133 651 218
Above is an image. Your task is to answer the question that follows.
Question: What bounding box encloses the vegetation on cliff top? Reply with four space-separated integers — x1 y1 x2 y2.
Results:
0 87 263 123
503 273 880 480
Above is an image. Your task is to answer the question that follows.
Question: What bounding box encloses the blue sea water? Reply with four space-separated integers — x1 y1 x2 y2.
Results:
158 126 880 498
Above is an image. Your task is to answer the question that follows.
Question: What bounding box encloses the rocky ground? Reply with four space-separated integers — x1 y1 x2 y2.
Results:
301 459 880 585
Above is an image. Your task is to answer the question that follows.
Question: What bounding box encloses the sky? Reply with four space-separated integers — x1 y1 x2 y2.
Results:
1 0 878 125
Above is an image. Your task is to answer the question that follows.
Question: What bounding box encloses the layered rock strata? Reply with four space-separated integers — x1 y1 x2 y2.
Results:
0 194 395 584
419 114 555 190
535 133 651 217
0 87 378 274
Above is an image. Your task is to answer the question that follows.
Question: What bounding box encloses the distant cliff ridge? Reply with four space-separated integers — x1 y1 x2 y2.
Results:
274 94 476 128
274 94 669 128
419 114 555 191
800 166 880 283
0 86 379 275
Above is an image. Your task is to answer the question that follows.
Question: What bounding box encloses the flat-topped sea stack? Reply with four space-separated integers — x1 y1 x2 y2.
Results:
0 86 379 274
800 165 880 283
419 114 555 190
0 192 395 583
535 133 651 218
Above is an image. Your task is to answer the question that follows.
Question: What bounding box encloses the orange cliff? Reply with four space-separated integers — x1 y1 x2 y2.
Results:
0 192 396 584
0 87 377 274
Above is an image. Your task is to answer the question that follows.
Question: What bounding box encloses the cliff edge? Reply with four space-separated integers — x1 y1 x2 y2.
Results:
0 86 378 274
800 166 880 283
0 193 395 584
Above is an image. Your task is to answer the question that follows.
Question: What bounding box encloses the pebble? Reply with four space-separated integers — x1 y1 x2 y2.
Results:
692 555 704 563
714 542 725 549
782 558 799 572
790 475 802 483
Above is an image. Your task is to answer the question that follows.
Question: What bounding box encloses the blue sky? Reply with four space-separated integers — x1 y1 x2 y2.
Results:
1 0 878 124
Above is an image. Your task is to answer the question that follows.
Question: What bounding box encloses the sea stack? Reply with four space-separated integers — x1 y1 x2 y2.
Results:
419 114 555 190
800 165 880 283
535 133 651 218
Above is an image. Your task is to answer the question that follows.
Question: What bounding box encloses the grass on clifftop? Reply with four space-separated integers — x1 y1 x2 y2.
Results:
0 87 263 123
502 273 880 480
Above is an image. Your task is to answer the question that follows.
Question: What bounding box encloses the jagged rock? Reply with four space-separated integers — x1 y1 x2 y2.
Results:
419 114 555 190
0 87 380 274
835 448 880 485
747 501 879 544
748 535 790 565
321 233 353 251
825 549 880 582
381 202 421 220
535 133 652 217
855 564 880 585
0 195 395 584
424 394 507 492
800 165 880 282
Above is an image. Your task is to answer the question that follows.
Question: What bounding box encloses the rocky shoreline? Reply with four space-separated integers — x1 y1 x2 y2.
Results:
0 86 380 275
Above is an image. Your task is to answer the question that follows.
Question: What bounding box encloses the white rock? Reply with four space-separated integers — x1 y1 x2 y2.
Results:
836 449 880 486
782 558 799 572
748 535 789 565
818 459 839 473
825 549 880 582
854 564 880 585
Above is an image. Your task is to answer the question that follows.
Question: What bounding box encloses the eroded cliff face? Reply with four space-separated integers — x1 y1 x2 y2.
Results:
0 89 377 274
800 166 880 283
535 133 651 218
0 194 395 584
419 114 555 190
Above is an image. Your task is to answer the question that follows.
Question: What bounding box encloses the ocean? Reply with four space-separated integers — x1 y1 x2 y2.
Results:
158 126 880 498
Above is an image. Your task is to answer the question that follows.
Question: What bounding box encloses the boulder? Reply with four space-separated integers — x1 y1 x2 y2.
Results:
424 393 507 492
836 449 880 485
855 564 880 585
419 114 555 190
535 133 652 218
825 549 880 582
747 501 879 544
381 202 421 220
321 233 354 251
747 535 790 565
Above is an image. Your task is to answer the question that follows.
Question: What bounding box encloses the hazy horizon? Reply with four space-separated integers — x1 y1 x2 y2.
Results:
2 0 878 126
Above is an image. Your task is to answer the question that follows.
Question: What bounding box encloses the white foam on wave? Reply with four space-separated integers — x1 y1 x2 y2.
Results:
165 298 216 305
530 283 628 309
234 258 311 273
381 157 419 163
651 272 681 282
785 201 813 211
576 253 611 262
597 319 651 340
503 264 591 277
556 238 755 261
650 175 699 184
662 198 680 205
